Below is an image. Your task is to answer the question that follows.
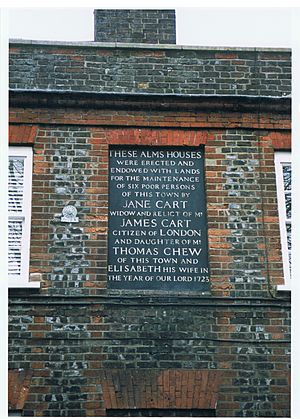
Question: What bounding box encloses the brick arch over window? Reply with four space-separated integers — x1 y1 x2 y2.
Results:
8 370 33 414
9 124 37 145
99 369 222 412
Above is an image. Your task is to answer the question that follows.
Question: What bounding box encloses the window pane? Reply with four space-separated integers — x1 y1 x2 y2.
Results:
8 219 23 276
285 192 291 219
286 223 291 250
8 158 25 212
282 164 291 191
275 152 292 286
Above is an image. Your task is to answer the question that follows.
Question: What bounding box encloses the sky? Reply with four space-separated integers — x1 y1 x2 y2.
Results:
7 7 294 48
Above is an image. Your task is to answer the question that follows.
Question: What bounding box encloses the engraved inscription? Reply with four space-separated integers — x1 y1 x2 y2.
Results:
108 147 210 292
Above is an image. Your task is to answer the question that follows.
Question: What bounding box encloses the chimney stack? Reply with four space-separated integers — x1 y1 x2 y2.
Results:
94 9 176 44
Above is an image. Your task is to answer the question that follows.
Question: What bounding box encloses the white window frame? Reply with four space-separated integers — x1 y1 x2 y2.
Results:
275 151 291 291
8 147 38 288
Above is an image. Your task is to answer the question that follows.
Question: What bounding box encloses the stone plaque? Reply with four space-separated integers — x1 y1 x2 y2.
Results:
108 146 210 292
61 205 79 223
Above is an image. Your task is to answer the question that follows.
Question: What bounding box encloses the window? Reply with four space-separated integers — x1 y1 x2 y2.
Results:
275 151 291 290
8 147 37 287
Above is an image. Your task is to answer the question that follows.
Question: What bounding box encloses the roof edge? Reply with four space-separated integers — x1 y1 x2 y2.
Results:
9 38 292 53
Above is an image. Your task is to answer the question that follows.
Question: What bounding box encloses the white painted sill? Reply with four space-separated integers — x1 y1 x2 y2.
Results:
9 281 41 288
277 284 291 292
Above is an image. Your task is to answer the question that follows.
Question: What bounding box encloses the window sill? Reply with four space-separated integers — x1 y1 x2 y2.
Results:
8 282 41 289
277 284 291 292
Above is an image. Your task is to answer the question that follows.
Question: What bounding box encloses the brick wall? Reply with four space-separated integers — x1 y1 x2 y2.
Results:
9 43 291 97
94 10 176 44
8 119 287 297
8 39 291 417
8 298 290 417
9 115 291 416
